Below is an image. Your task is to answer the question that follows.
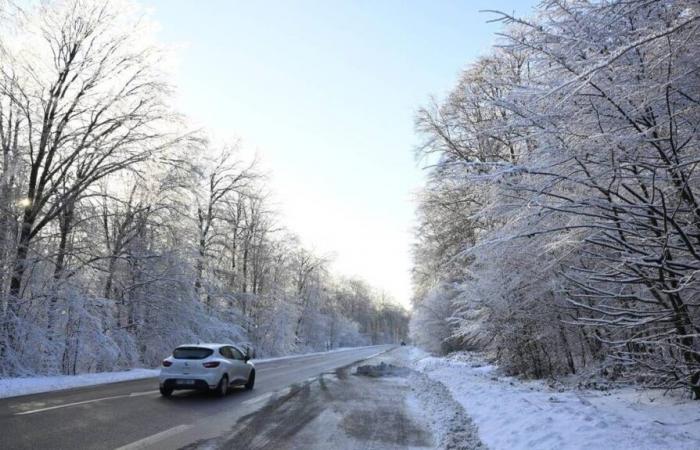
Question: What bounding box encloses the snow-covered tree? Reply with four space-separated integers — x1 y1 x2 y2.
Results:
0 0 409 377
412 0 700 398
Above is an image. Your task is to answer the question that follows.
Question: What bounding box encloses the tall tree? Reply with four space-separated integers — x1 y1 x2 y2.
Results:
0 0 175 344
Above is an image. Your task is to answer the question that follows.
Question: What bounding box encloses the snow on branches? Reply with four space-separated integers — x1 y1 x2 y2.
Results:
412 0 700 398
0 0 408 377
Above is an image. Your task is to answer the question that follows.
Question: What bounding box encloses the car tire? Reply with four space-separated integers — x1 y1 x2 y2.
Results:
244 370 255 390
159 386 173 397
215 375 228 397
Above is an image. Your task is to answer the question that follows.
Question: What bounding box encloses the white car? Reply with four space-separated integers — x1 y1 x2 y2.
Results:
159 343 255 397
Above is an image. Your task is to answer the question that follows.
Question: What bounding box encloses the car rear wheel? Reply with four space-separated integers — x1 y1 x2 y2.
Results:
159 386 173 397
244 370 255 390
215 375 228 397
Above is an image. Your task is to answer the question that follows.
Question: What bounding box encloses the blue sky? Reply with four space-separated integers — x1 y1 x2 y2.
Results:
141 0 537 307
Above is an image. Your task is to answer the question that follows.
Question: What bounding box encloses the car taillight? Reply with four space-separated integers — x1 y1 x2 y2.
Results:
203 361 220 368
162 360 172 367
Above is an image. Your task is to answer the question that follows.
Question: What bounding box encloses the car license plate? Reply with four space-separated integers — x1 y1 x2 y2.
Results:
177 379 195 385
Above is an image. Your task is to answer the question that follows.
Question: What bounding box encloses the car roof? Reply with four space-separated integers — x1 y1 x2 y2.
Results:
176 343 233 350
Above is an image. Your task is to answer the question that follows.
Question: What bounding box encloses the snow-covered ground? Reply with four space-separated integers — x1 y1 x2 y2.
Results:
0 346 381 399
409 348 700 450
0 368 159 399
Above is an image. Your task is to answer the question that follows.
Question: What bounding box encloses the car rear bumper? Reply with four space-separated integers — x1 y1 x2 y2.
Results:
160 378 216 390
159 370 221 389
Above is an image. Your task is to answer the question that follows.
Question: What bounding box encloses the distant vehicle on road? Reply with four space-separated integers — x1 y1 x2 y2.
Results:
159 343 255 397
400 341 406 346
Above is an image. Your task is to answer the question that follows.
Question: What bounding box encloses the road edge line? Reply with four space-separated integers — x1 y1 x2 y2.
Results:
114 424 192 450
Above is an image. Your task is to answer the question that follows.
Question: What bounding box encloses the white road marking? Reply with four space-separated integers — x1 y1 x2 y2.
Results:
276 387 291 397
242 391 273 406
366 350 390 359
129 390 159 397
15 390 158 415
114 424 191 450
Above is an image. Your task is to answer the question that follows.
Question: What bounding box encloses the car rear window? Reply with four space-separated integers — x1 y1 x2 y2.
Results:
173 347 214 359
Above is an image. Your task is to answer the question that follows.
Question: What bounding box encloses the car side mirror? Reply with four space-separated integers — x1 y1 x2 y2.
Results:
244 348 251 362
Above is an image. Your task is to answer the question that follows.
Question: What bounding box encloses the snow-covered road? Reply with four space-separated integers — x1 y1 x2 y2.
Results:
0 345 393 450
5 345 697 449
191 346 484 449
0 346 366 399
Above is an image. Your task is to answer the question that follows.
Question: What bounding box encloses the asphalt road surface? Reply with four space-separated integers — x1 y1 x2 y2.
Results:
0 345 393 450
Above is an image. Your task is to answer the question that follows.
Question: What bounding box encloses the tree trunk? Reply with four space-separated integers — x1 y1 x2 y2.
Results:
4 208 34 353
47 203 75 344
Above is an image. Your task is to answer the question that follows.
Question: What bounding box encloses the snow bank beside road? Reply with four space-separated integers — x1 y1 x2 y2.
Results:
0 368 159 399
412 350 700 450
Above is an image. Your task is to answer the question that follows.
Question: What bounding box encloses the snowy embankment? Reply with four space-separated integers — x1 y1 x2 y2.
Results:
0 346 374 399
0 369 160 399
409 349 700 450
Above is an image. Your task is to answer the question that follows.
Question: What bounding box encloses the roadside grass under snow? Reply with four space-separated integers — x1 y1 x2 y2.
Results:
0 368 160 399
410 348 700 450
0 346 378 399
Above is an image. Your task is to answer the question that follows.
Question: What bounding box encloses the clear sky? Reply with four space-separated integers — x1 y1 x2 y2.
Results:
140 0 536 307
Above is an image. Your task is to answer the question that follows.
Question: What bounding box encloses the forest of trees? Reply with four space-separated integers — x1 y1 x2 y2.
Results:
410 0 700 398
0 0 408 377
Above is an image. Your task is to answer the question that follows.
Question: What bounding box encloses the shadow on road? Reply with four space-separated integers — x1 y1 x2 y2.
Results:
183 350 435 450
